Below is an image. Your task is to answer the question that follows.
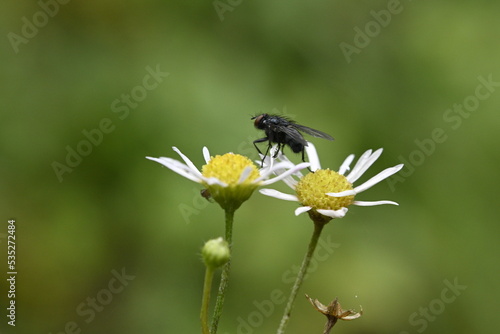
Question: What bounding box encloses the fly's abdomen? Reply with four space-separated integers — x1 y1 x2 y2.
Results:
288 140 304 153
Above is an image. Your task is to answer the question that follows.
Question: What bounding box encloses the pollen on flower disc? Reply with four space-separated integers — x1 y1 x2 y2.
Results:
295 169 355 211
201 153 260 185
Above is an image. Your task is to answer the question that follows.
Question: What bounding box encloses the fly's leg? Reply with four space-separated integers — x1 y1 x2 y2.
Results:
253 137 270 168
272 144 283 158
301 149 313 172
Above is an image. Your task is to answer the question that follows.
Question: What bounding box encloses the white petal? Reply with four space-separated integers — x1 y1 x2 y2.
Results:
238 166 254 184
347 149 382 183
146 156 182 169
264 153 305 189
275 150 293 164
270 145 280 160
327 189 357 197
264 152 274 170
258 159 300 189
280 174 299 190
353 200 399 206
357 148 374 163
256 155 269 169
257 145 279 169
202 176 227 187
146 156 177 168
146 157 203 183
259 188 299 201
148 157 204 180
261 162 310 186
295 206 312 216
172 147 203 177
348 149 372 175
338 154 355 175
256 161 294 182
202 147 211 164
305 142 321 171
352 164 404 194
316 207 348 218
148 156 190 171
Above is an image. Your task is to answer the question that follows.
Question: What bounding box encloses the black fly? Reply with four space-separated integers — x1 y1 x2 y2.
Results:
252 113 334 166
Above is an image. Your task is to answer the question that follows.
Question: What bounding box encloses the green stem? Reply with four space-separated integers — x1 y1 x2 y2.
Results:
277 221 325 334
201 266 215 334
210 209 235 333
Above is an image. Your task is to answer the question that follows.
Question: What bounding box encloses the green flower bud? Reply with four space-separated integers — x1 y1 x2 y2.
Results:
202 237 230 269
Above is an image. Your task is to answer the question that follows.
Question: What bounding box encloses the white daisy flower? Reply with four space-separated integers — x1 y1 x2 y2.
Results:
146 146 310 211
259 143 404 223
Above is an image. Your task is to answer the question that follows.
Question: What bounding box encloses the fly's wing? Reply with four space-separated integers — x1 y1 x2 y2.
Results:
292 124 334 141
279 124 308 146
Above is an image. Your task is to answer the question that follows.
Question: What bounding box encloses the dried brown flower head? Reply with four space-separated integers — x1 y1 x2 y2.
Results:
306 294 363 333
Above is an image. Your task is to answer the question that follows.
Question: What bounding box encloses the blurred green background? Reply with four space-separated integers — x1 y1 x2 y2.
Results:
1 1 499 333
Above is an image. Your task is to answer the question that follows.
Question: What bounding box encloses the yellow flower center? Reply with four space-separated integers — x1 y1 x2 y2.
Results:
295 169 355 211
201 153 260 185
201 153 261 212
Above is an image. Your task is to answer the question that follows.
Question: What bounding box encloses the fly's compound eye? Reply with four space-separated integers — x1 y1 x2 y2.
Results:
253 114 266 129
